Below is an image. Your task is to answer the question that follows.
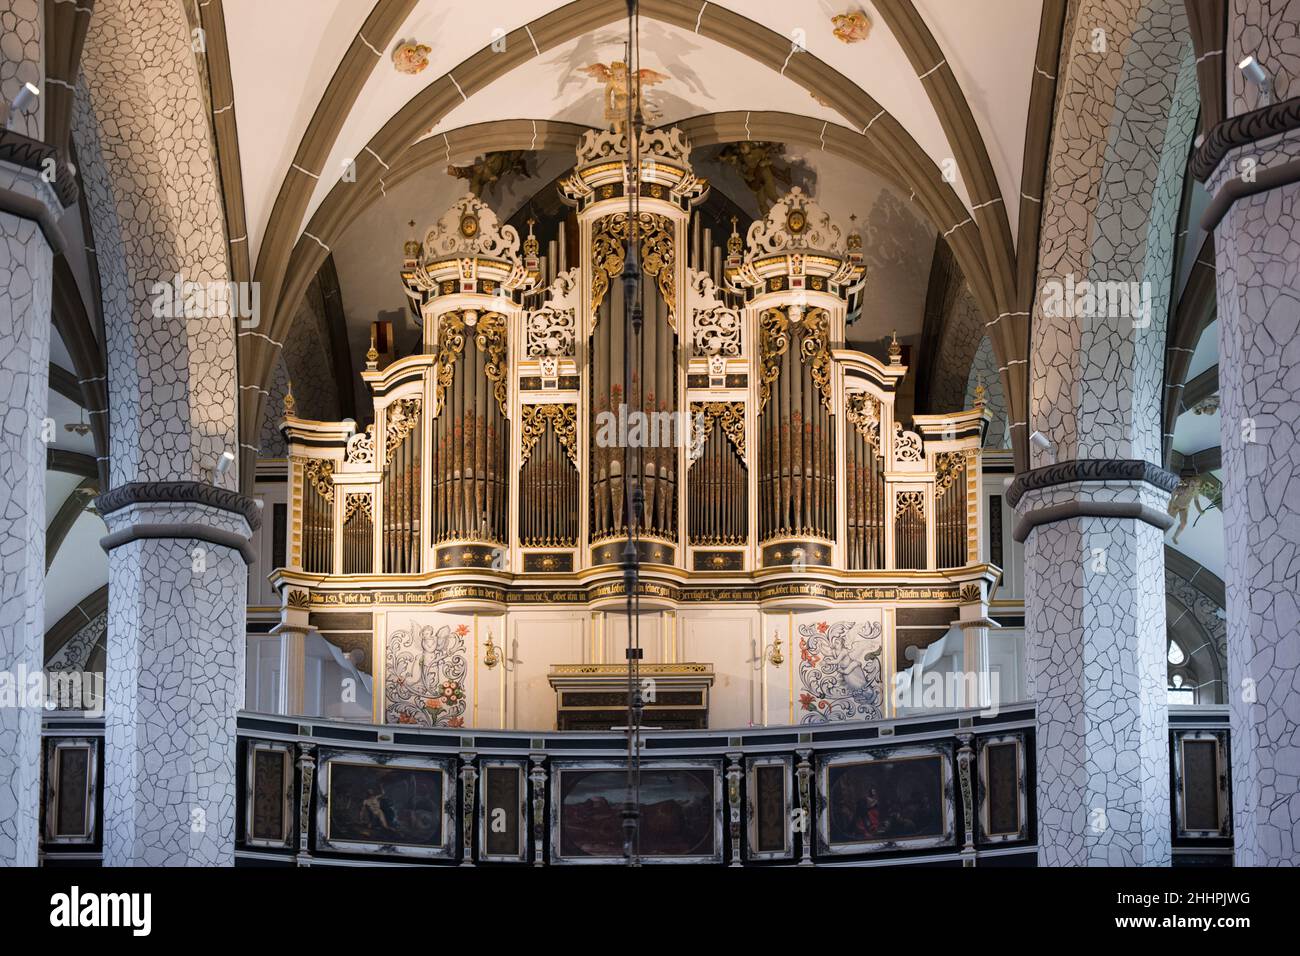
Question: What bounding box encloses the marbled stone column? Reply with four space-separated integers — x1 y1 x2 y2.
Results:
0 169 56 866
1200 3 1300 861
1010 467 1176 865
1019 0 1197 866
96 490 254 865
75 0 252 866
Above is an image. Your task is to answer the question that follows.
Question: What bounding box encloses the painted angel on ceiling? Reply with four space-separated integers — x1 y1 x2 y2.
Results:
579 61 668 132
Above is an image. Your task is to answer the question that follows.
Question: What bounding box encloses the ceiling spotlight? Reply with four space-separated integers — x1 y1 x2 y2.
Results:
0 81 40 129
214 449 236 476
1238 55 1273 106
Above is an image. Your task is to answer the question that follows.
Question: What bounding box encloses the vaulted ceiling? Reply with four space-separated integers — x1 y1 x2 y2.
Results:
221 0 1044 268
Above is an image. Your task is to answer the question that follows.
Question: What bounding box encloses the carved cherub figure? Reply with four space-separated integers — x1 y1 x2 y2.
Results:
1167 475 1214 543
715 141 792 213
445 150 530 198
579 61 667 131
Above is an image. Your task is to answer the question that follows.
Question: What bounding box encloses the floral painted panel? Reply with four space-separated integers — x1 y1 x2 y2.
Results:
797 620 884 723
385 620 469 727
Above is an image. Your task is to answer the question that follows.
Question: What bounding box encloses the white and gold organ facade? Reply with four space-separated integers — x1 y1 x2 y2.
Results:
271 128 1003 732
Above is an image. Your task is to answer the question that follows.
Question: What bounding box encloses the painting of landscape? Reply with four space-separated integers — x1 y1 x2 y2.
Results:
557 766 717 861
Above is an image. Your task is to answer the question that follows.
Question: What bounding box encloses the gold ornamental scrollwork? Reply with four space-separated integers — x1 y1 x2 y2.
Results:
590 212 677 330
757 306 833 414
757 308 790 415
383 397 421 466
896 490 925 519
934 450 966 496
689 401 747 466
475 312 510 417
302 458 335 502
799 307 833 413
845 392 882 452
344 492 373 523
434 312 467 412
519 403 579 468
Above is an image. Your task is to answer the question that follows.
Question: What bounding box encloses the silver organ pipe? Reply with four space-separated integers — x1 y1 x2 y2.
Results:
688 404 746 545
588 217 678 543
845 395 886 569
935 451 968 569
301 459 334 573
519 405 579 547
757 307 835 542
431 311 509 545
343 494 374 574
382 400 421 573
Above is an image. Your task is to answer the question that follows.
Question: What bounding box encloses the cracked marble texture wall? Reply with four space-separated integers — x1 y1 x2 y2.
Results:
72 0 249 866
0 203 53 866
1030 0 1197 468
1210 126 1300 866
76 0 237 491
1020 0 1195 866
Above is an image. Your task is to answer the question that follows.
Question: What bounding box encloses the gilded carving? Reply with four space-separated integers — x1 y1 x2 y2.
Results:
344 493 373 523
689 401 747 466
303 458 335 501
590 212 677 328
475 312 510 417
519 404 579 468
845 392 882 451
383 398 421 466
934 451 966 496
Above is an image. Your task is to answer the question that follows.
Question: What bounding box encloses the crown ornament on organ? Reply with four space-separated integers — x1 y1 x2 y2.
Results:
399 193 538 306
725 185 867 304
558 125 708 213
889 329 902 364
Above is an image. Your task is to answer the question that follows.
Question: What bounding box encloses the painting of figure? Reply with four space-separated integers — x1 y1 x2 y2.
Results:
826 754 946 845
326 761 445 848
556 765 719 862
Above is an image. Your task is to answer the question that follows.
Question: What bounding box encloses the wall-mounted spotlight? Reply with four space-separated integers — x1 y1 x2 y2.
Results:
0 82 39 130
1238 55 1273 107
214 449 236 477
1029 430 1056 463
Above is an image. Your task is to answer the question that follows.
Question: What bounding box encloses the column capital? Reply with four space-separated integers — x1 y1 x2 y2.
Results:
1007 459 1177 543
1190 96 1300 183
0 152 66 254
96 481 260 564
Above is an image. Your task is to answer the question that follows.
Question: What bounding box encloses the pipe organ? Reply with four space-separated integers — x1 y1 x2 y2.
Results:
275 127 999 732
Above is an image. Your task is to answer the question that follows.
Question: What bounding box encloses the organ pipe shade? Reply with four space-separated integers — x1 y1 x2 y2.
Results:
895 491 926 570
589 242 678 543
757 307 835 542
431 312 509 545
